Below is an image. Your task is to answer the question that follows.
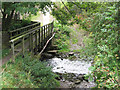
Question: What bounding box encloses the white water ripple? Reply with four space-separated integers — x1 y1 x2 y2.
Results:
48 58 91 74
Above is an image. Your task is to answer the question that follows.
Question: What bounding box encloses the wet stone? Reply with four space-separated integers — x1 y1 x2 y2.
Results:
56 67 59 69
69 52 74 56
41 53 53 59
74 80 82 84
77 75 84 81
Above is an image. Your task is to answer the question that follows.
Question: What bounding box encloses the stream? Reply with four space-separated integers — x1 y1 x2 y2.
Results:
44 53 97 88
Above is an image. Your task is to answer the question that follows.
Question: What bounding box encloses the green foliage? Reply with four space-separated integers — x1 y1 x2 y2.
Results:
82 4 120 88
72 38 78 44
2 53 60 88
2 2 52 17
21 19 31 27
29 12 41 21
82 35 96 57
2 2 52 30
52 2 115 26
9 19 32 30
54 21 71 52
2 49 10 58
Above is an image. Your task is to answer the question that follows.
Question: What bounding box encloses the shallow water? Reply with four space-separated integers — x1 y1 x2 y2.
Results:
47 57 96 88
48 57 91 74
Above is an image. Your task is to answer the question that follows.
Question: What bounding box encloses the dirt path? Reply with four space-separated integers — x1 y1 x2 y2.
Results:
69 24 88 51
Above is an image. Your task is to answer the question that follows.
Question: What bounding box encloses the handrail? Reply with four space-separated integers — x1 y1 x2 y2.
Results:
10 22 40 33
10 26 40 43
10 25 40 39
10 22 53 43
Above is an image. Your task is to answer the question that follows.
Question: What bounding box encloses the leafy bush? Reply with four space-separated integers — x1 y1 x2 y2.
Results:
54 21 71 52
1 53 60 88
83 5 120 88
21 19 31 27
9 19 31 31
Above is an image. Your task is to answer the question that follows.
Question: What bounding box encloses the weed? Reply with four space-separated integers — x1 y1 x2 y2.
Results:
54 21 72 53
1 53 60 88
2 49 10 58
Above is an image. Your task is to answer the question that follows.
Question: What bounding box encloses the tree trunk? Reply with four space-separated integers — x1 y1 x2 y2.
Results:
3 9 15 31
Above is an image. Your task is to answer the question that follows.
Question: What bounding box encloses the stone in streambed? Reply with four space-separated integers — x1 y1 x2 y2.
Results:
55 75 63 80
74 80 82 84
77 75 84 81
47 50 58 54
69 52 74 56
57 67 60 69
41 53 53 59
77 74 89 82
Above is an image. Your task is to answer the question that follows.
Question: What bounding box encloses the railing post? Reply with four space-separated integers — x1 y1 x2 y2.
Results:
35 30 37 54
31 33 33 52
29 34 31 51
45 25 47 39
48 24 50 38
44 26 45 46
45 25 47 42
41 27 43 48
47 25 48 38
22 37 25 57
38 23 41 50
11 42 15 62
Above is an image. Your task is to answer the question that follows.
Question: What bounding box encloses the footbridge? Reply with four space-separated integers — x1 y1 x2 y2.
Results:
9 21 55 61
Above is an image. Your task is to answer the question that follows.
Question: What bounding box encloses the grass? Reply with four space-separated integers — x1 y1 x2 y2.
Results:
1 53 60 88
2 49 10 58
72 49 82 53
0 48 10 60
58 48 71 53
72 38 78 44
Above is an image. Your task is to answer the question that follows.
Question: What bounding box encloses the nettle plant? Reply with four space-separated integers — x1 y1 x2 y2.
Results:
87 6 120 88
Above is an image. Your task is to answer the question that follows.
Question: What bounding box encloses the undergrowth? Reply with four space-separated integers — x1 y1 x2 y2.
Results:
2 49 10 58
1 53 59 88
80 5 120 88
9 19 31 31
54 21 71 53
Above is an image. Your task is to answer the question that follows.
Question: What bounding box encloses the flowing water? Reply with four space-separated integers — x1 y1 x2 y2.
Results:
46 56 97 88
48 57 91 74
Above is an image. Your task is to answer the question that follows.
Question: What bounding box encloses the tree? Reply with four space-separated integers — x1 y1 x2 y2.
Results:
51 2 116 26
1 2 52 30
